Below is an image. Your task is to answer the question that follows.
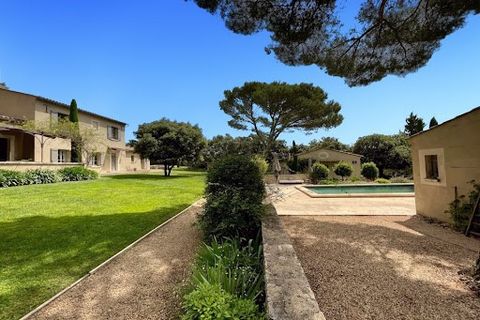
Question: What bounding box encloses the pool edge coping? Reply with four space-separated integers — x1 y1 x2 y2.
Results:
296 184 415 198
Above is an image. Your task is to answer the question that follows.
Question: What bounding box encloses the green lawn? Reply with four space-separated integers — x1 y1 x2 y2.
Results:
0 169 205 320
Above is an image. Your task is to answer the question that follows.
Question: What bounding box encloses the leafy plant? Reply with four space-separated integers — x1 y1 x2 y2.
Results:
58 167 98 181
361 162 379 181
182 283 263 320
251 155 268 176
375 178 391 184
193 237 263 301
446 180 480 231
24 169 60 184
334 161 353 180
309 163 329 184
0 170 25 187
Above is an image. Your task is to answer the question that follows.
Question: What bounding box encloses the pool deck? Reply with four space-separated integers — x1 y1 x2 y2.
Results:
270 185 416 216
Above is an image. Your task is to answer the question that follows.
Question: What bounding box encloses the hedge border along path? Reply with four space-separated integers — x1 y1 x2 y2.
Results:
24 200 204 320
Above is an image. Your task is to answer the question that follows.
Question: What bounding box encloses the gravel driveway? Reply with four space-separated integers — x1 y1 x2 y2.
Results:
28 201 203 320
282 215 480 320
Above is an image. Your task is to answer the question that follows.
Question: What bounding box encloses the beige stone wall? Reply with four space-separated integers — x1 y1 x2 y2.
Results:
0 88 36 120
410 108 480 223
298 149 362 178
1 89 147 173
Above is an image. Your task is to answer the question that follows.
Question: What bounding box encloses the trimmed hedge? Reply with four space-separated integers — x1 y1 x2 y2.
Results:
201 155 265 240
187 155 267 319
0 167 98 188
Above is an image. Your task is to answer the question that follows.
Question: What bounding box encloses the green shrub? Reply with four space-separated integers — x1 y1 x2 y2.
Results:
58 167 98 181
446 180 480 231
361 162 379 181
389 176 411 183
24 169 60 185
202 156 265 239
251 155 268 176
201 188 264 240
349 176 364 183
309 163 329 184
0 170 25 187
375 178 391 184
182 283 262 320
206 156 265 199
287 158 309 173
334 161 353 180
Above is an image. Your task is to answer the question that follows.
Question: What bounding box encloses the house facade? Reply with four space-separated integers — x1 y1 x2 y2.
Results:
0 87 149 173
297 148 362 178
409 107 480 222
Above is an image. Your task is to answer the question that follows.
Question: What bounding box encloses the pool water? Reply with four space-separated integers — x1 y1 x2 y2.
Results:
308 184 414 194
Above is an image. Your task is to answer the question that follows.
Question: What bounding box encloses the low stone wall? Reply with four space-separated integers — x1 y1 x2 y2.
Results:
262 205 325 320
0 162 84 172
264 174 307 184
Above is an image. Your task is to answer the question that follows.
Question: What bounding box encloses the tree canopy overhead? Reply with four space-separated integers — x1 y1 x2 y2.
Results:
194 0 479 86
220 81 343 156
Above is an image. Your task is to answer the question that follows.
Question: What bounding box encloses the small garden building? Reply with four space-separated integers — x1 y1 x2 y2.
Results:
297 148 362 178
409 107 480 222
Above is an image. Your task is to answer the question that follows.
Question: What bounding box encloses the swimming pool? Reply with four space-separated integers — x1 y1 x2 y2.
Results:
298 183 414 198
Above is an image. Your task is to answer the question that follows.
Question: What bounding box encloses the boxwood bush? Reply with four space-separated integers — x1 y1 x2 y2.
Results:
334 161 353 180
58 167 99 181
361 162 379 181
309 163 329 184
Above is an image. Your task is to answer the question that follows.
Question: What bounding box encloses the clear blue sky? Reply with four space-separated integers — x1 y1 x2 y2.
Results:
1 1 479 145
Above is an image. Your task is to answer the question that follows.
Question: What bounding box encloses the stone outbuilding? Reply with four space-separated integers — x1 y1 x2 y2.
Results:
297 148 362 178
409 106 480 223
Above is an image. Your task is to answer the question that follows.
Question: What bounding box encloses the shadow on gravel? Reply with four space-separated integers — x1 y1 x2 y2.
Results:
282 215 480 320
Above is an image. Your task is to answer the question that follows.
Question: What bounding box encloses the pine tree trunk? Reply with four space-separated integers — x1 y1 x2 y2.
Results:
474 251 480 278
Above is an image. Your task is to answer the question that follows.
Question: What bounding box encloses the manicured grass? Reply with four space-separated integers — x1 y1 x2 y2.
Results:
0 169 205 320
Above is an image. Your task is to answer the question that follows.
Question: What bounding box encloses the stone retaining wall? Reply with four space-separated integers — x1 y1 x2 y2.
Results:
262 205 325 320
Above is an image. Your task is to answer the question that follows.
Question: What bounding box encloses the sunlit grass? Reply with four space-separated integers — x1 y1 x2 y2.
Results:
0 169 205 320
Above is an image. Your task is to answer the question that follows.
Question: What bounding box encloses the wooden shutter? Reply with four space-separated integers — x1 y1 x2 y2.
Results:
50 149 58 163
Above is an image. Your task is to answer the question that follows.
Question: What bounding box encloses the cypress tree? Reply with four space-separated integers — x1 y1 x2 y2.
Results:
429 117 438 128
69 99 81 162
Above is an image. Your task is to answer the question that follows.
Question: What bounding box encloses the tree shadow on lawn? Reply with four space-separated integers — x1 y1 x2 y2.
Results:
282 216 480 320
0 203 189 320
104 172 203 180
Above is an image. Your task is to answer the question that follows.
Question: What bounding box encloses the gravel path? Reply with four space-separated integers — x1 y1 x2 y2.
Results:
29 201 203 320
282 215 480 320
